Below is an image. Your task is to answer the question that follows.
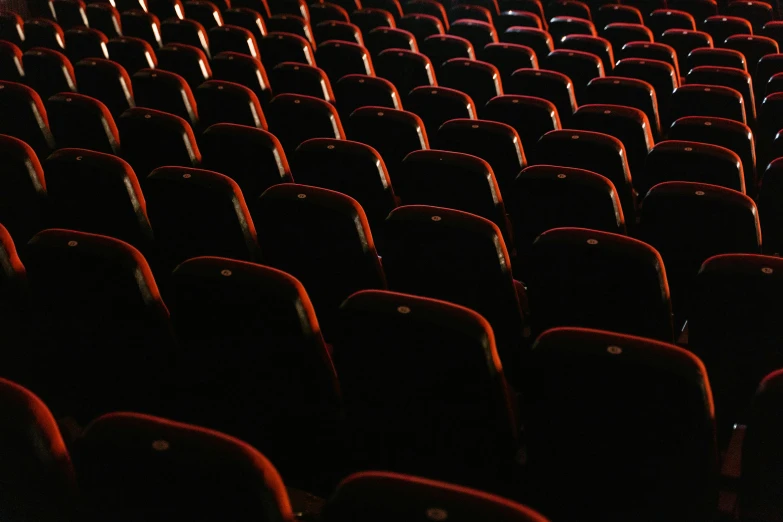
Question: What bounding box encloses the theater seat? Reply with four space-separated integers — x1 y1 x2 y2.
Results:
510 164 625 259
638 180 761 321
570 104 653 178
500 27 550 64
132 68 199 127
331 289 519 493
347 106 428 176
421 34 475 72
687 47 748 73
406 85 476 138
534 129 636 222
75 412 296 521
382 205 524 380
0 224 28 347
160 18 210 57
145 166 261 274
64 27 109 63
199 123 292 199
43 148 153 249
268 61 334 102
374 49 436 101
585 76 661 141
258 31 315 69
315 40 374 84
266 93 345 154
333 74 401 119
117 107 201 180
0 378 77 522
210 51 273 107
22 47 76 100
523 327 717 521
47 92 120 154
690 254 783 441
251 183 386 335
85 3 122 39
393 150 513 243
223 7 267 45
155 43 212 90
668 116 756 195
438 57 502 113
22 229 174 420
670 83 747 125
0 41 24 83
74 58 135 118
120 9 163 49
0 135 46 246
641 140 745 195
25 19 66 52
292 137 396 231
0 81 55 161
323 472 548 522
742 369 783 522
106 36 157 75
435 118 526 197
0 10 25 47
559 34 612 73
528 227 673 342
506 68 576 126
194 79 267 129
167 257 342 491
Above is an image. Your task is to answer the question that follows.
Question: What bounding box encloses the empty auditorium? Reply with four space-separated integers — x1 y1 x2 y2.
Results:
1 0 783 519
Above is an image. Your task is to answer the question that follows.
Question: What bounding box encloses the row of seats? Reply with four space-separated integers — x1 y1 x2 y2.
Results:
2 316 783 521
0 0 780 406
0 0 781 453
4 0 783 520
5 0 783 203
5 0 783 135
0 216 779 517
0 372 552 520
0 126 776 433
0 98 772 330
2 2 783 205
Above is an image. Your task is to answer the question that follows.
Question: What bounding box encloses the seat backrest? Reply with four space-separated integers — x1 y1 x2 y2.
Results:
382 204 523 369
44 148 152 248
75 412 295 521
742 369 783 521
251 183 385 334
638 180 761 318
291 137 395 228
266 92 345 154
74 57 135 118
117 106 201 179
323 472 548 522
0 81 55 159
510 164 625 254
144 166 260 271
690 253 783 438
0 378 77 522
23 228 172 418
527 227 673 342
393 149 511 240
534 128 635 220
167 256 341 440
523 326 717 522
47 92 120 154
642 139 745 195
331 289 518 489
199 122 292 199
